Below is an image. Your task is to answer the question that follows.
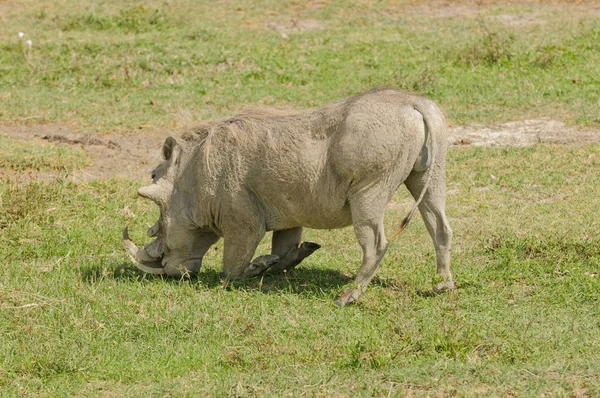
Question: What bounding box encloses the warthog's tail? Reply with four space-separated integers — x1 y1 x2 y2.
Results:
390 104 437 239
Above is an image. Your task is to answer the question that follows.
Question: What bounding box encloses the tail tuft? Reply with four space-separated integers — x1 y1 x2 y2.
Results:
390 213 412 239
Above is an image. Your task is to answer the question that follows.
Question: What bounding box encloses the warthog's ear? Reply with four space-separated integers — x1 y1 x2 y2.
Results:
163 136 181 163
138 137 179 205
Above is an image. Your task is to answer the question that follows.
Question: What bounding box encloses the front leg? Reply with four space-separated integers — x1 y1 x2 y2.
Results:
221 213 279 280
162 228 221 278
270 227 321 272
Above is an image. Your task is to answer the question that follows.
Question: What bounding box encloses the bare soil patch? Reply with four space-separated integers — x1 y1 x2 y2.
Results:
397 0 600 24
1 119 599 182
266 19 325 34
0 122 165 182
0 2 16 20
448 118 600 147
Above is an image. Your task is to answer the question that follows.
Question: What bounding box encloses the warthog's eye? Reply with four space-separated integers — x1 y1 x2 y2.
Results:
151 171 156 179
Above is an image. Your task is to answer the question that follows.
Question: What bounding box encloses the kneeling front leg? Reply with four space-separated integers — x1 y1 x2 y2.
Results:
222 225 280 280
270 228 321 272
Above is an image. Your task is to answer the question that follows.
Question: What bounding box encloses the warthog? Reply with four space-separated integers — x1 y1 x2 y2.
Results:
124 89 453 305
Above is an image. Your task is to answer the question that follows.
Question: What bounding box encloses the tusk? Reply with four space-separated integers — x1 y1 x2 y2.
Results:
123 227 159 262
147 222 160 237
128 256 166 275
123 227 165 275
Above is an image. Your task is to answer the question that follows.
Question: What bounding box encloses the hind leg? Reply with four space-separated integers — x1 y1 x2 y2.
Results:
336 195 389 306
270 227 321 272
404 168 453 292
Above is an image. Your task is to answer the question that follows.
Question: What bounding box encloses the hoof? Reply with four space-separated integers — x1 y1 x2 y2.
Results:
335 288 362 307
434 279 455 293
245 254 280 278
272 242 322 272
300 242 321 255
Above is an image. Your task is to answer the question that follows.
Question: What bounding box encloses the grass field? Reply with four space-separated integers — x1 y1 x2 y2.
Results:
1 0 599 130
1 0 600 396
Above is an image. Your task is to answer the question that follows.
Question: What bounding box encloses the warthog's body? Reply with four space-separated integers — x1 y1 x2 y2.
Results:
124 89 453 305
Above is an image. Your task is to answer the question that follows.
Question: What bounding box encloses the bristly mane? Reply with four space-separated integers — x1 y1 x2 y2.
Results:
179 108 309 177
180 108 302 143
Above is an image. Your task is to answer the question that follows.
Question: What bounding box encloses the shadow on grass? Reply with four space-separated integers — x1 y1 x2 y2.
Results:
414 280 473 298
81 262 464 299
80 262 352 297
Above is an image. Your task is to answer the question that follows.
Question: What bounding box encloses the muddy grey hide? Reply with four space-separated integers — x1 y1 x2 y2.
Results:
123 89 454 306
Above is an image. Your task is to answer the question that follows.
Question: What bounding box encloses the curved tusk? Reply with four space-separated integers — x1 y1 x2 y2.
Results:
147 222 160 237
128 256 166 275
123 227 165 275
123 227 159 262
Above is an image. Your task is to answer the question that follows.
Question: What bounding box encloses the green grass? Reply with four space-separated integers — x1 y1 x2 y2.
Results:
2 0 600 396
2 145 600 396
1 0 599 131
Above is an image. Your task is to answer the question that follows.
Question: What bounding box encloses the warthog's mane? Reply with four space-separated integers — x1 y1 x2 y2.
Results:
179 103 350 175
181 108 303 143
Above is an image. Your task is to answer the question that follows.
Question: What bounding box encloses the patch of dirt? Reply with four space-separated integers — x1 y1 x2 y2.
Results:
0 2 16 19
42 134 120 149
0 122 166 182
489 13 547 28
448 118 600 147
397 0 600 24
265 19 325 36
1 119 599 182
401 2 482 19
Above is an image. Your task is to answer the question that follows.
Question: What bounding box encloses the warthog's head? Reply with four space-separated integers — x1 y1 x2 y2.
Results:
123 137 219 277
